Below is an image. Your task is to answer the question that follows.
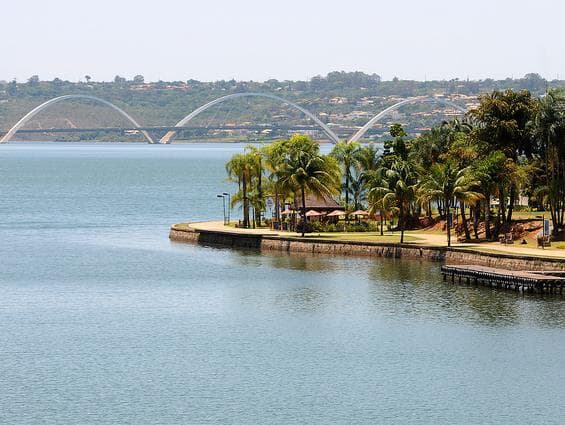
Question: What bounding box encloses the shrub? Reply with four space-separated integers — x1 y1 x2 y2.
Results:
310 221 377 233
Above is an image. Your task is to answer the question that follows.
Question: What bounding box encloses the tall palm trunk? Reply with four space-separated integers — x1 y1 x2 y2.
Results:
301 185 306 237
399 199 405 244
345 171 350 207
496 186 505 237
446 198 452 247
473 202 480 240
506 185 516 224
460 200 471 241
255 162 263 226
345 171 350 224
484 194 492 240
380 212 384 236
242 174 250 228
274 190 280 223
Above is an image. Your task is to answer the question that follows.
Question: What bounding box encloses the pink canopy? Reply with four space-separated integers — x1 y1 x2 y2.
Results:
326 209 346 217
305 209 324 217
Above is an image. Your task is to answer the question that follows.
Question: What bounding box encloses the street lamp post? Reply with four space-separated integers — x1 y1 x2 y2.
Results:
217 194 226 225
536 214 546 249
223 192 230 224
542 213 546 250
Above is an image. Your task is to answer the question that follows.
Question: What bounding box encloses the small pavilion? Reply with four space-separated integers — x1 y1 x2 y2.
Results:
292 193 341 214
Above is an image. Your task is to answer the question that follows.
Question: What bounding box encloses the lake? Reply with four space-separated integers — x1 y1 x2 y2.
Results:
0 142 564 424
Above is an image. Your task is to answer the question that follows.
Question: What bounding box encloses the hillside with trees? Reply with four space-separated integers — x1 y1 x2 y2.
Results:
1 72 563 142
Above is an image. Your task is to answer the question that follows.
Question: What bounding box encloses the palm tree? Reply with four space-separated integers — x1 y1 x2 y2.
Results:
357 144 381 174
356 144 382 211
472 151 511 240
368 159 417 243
330 141 361 210
530 90 565 238
418 162 482 246
366 165 391 235
226 152 256 228
469 89 536 224
276 136 340 236
245 145 265 226
262 139 290 223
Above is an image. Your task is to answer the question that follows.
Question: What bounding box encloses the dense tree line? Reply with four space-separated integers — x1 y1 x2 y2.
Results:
226 89 565 243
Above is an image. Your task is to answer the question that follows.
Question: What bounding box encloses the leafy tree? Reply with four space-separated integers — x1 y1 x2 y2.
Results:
330 141 361 209
366 165 391 235
226 152 256 228
276 135 340 236
472 151 508 240
530 90 565 237
418 163 482 246
470 89 536 224
356 144 381 174
27 75 39 86
245 145 265 226
52 77 64 87
262 139 292 223
387 124 410 161
368 159 417 243
7 79 17 96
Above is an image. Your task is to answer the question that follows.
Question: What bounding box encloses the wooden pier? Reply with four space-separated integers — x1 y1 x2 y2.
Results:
441 265 565 295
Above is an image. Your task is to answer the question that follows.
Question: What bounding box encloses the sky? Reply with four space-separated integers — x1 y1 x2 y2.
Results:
2 0 563 83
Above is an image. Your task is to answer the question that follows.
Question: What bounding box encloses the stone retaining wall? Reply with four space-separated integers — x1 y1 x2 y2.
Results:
169 226 565 271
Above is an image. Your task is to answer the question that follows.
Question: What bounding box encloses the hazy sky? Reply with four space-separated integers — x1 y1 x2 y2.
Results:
3 0 563 82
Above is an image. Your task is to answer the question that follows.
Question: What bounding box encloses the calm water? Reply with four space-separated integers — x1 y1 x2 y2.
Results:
0 142 564 425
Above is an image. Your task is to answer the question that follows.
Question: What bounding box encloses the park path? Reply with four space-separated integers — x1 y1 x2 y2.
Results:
187 221 565 260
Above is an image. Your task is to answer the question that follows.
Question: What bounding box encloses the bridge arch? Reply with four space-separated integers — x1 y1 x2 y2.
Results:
348 97 468 143
0 95 155 144
159 92 340 144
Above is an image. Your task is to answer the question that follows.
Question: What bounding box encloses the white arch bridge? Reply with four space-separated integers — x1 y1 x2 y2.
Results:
0 95 155 144
0 94 467 144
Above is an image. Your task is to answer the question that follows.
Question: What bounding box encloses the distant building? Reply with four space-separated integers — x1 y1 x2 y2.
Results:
329 97 348 105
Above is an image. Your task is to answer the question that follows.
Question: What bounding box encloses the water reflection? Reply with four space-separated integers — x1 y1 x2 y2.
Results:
229 247 340 273
365 258 565 327
186 232 565 329
231 249 565 328
275 286 329 313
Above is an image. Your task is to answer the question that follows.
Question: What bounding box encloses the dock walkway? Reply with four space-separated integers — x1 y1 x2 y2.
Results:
441 265 565 294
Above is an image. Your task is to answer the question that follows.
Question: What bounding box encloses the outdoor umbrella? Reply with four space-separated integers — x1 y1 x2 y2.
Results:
305 210 323 217
326 209 346 217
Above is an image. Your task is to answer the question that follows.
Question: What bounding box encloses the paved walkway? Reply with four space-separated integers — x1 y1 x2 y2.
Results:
185 221 565 260
190 221 283 235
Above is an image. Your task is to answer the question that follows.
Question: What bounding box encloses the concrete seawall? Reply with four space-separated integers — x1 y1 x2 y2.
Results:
170 226 565 271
